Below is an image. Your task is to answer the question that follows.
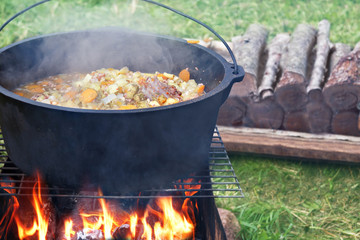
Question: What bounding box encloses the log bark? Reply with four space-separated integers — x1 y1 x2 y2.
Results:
307 20 331 92
305 20 332 133
244 33 289 129
275 24 317 112
327 43 352 75
323 42 360 112
217 24 268 126
258 33 291 96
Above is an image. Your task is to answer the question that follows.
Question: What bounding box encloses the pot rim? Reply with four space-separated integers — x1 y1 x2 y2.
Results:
0 28 238 114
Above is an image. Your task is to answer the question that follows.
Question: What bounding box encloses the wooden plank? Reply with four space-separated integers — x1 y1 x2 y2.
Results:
218 126 360 163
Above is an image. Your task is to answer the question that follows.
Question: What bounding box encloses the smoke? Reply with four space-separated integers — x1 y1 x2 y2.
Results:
0 0 231 194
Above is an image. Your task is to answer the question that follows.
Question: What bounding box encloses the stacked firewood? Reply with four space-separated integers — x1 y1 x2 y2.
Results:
199 20 360 136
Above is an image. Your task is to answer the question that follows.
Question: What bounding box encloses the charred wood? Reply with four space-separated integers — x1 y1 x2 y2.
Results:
217 24 268 126
323 42 360 112
15 195 56 240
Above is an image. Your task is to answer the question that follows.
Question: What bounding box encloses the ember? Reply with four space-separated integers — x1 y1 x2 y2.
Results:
3 173 199 240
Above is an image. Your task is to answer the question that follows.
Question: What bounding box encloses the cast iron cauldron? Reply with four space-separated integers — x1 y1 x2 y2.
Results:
0 7 244 195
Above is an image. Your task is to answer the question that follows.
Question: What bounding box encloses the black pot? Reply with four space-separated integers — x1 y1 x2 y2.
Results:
0 28 244 194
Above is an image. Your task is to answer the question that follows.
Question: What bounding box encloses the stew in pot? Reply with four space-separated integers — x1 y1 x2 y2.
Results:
13 67 205 110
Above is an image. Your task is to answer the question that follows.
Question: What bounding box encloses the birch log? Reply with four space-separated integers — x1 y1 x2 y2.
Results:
323 42 360 112
327 43 352 75
305 20 332 133
244 33 290 129
217 24 268 126
275 24 317 112
275 24 317 132
208 39 234 63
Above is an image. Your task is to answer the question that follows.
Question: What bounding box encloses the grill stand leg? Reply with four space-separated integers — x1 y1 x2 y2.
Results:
197 197 227 240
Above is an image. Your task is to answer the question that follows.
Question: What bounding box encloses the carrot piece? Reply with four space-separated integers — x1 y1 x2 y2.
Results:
179 68 190 82
79 88 97 103
14 91 24 97
25 84 45 93
157 73 168 80
64 90 77 100
40 81 50 86
54 78 63 84
197 84 205 95
100 80 115 86
158 95 167 105
187 40 200 44
119 105 137 110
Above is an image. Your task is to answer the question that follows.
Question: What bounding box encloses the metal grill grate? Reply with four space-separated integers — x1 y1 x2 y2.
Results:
0 127 243 199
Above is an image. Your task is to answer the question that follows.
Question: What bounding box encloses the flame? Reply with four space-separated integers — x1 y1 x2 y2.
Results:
66 194 196 240
145 197 195 240
64 219 75 240
0 180 19 239
79 190 122 239
6 175 199 240
176 178 201 196
14 173 51 240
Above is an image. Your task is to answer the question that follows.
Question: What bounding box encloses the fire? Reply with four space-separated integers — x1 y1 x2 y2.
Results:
0 180 19 239
14 173 52 240
4 174 199 240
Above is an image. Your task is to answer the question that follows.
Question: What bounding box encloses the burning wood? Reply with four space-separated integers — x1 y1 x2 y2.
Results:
217 24 268 126
10 174 57 240
2 174 200 240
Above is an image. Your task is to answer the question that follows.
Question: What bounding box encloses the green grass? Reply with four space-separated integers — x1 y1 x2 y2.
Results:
216 155 360 239
1 1 360 239
0 0 360 48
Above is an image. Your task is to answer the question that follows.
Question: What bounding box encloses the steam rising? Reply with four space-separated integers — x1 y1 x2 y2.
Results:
0 0 230 194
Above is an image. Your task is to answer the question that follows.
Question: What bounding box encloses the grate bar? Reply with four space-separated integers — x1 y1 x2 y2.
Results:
0 127 244 199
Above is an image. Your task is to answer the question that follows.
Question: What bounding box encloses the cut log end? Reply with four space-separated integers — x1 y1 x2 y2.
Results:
331 111 360 136
275 80 308 112
323 85 360 111
244 97 284 129
217 97 247 127
283 111 310 132
306 93 332 133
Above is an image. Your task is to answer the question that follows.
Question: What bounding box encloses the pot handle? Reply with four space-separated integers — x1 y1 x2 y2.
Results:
0 0 51 33
143 0 243 76
1 0 243 76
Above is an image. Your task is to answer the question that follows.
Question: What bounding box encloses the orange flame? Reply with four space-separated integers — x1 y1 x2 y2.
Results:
14 173 51 240
7 175 199 240
0 180 19 239
145 197 195 240
176 178 201 196
65 194 197 240
64 219 75 240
